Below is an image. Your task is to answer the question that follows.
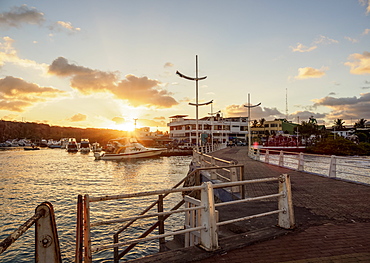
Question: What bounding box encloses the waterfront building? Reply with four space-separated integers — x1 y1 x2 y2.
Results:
167 115 303 146
168 114 248 145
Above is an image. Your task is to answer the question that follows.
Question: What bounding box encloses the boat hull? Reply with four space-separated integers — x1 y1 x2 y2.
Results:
95 149 163 160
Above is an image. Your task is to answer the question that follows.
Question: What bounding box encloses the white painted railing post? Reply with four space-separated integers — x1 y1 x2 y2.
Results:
278 174 295 229
256 148 260 161
279 151 284 166
265 150 270 164
199 182 219 251
230 167 239 192
297 152 304 171
329 155 337 178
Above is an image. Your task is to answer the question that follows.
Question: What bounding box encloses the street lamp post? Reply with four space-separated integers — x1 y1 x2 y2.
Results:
177 55 212 150
244 93 261 153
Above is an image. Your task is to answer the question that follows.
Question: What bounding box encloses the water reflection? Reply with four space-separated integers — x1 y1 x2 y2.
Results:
0 149 191 262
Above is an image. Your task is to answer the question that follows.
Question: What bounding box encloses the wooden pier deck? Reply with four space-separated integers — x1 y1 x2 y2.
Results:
133 146 370 263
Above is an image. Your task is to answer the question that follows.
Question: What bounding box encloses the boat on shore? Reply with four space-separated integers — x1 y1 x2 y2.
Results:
94 137 164 160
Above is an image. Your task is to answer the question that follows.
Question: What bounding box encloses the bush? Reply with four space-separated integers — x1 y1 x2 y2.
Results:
307 136 367 156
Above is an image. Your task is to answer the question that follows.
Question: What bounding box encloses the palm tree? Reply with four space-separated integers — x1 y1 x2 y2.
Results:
251 120 259 128
333 119 345 131
354 118 367 128
259 118 265 128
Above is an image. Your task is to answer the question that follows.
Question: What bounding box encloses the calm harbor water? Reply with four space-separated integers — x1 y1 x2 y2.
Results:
0 148 192 262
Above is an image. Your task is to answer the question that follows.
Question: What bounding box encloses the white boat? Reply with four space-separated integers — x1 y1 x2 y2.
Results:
91 142 102 152
66 138 79 152
79 138 91 153
94 137 164 160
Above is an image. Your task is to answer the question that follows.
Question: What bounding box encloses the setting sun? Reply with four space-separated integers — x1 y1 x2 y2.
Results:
113 122 137 132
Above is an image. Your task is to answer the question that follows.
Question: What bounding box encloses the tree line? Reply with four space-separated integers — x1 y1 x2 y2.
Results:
0 120 128 146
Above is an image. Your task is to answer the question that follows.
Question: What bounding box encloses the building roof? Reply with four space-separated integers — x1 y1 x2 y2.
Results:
169 115 188 118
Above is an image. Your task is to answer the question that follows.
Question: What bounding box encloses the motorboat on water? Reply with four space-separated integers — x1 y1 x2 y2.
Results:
94 137 164 160
91 142 102 152
66 138 79 152
79 138 91 153
24 146 40 150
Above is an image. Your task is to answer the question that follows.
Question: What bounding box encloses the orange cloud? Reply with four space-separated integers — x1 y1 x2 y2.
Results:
112 116 125 124
295 67 326 79
0 76 66 112
290 43 317 53
48 57 179 108
344 51 370 75
68 113 87 122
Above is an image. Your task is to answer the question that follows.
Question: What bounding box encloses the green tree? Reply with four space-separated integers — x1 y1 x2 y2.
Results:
296 121 319 146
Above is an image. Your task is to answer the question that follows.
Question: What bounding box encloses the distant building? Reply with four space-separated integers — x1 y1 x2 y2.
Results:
167 114 248 145
167 115 300 145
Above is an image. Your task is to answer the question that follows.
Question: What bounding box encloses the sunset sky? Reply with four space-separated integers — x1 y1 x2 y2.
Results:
1 0 370 132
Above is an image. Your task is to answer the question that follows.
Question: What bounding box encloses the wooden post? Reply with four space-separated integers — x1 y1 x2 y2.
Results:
297 152 304 171
210 157 217 180
265 149 270 164
199 182 218 251
279 151 284 166
230 167 239 193
278 174 295 229
329 155 337 178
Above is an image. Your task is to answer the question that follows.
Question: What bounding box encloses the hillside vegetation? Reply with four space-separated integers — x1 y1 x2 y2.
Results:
0 120 128 146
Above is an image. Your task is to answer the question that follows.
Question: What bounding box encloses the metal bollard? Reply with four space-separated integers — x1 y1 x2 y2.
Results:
35 202 62 263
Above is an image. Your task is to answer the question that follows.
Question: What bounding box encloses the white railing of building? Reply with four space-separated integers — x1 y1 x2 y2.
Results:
250 148 370 185
78 174 294 262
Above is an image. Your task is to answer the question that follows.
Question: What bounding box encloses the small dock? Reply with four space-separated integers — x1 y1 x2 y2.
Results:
134 146 370 263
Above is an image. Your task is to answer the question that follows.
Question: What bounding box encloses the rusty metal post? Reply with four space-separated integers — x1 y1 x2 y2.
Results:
0 208 44 255
35 202 62 263
158 195 165 252
113 233 119 263
83 195 92 263
278 174 295 229
75 195 83 263
240 165 246 199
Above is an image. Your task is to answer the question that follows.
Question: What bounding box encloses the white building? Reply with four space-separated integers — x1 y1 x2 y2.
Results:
167 114 249 145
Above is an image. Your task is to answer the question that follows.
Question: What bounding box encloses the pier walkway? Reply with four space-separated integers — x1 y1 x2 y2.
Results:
195 146 370 263
133 146 370 263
